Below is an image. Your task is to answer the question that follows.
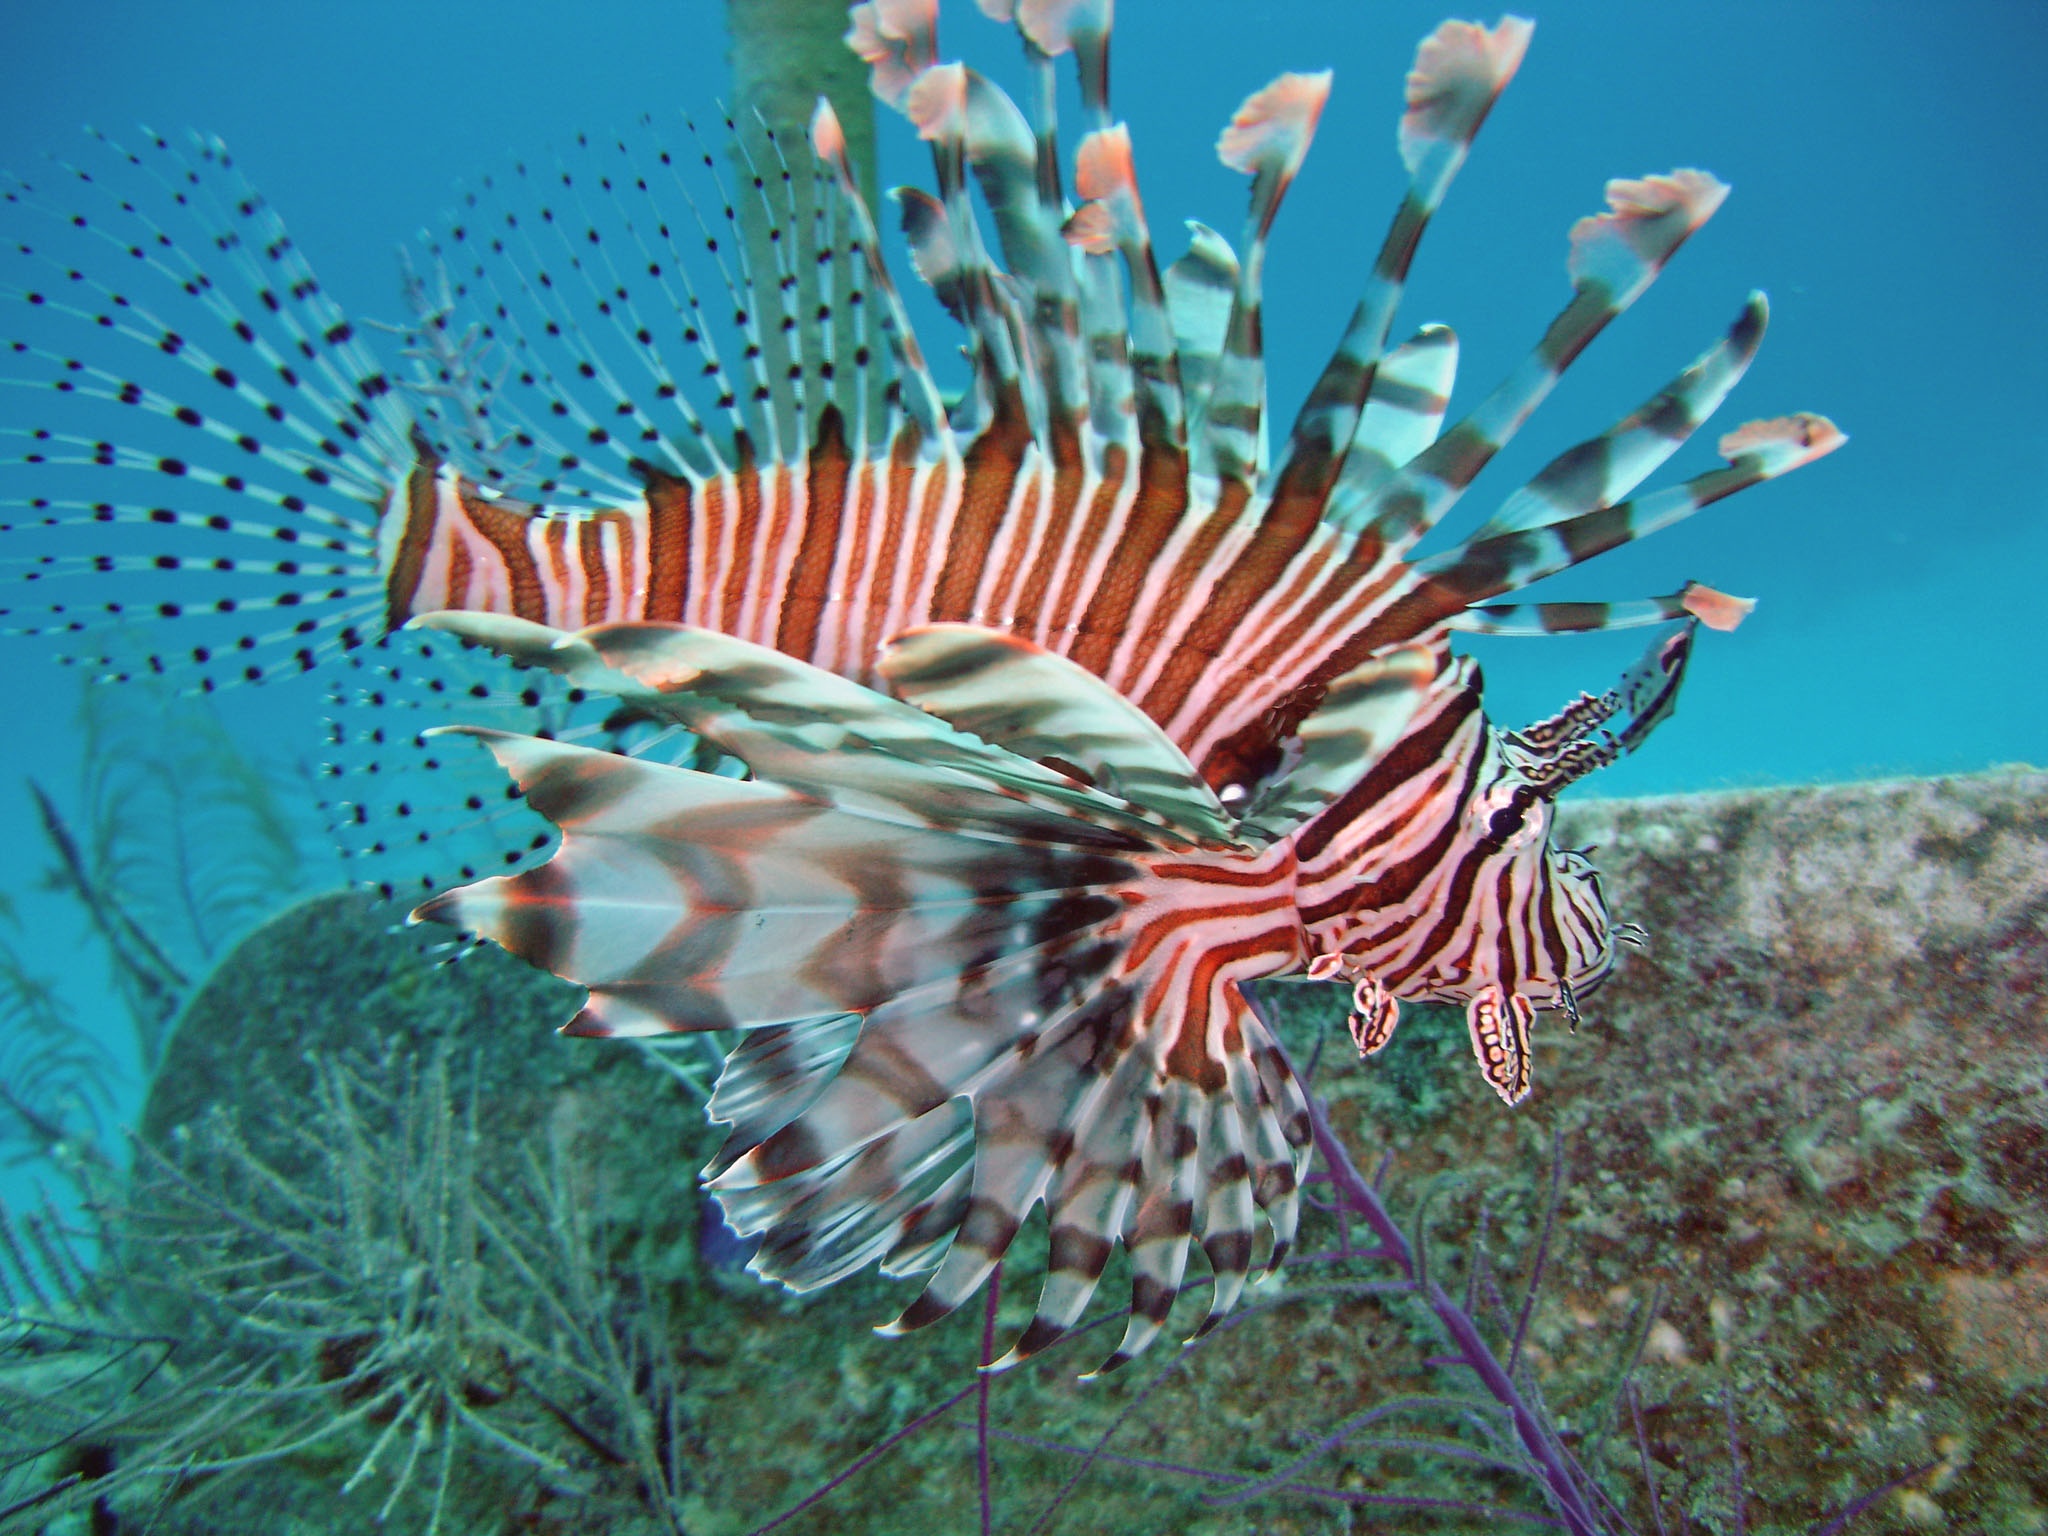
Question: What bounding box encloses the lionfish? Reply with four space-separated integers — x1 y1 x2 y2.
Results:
2 2 1841 1368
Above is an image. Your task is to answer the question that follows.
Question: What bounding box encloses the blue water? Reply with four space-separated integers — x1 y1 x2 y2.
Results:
0 2 2041 1201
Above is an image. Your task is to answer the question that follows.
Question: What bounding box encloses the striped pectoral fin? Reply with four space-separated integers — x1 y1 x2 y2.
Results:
986 984 1305 1371
1464 984 1535 1106
1240 1002 1312 1273
709 939 1146 1306
1233 644 1436 843
1083 1077 1206 1378
704 1014 864 1161
880 623 1239 848
877 1004 1131 1344
715 935 1133 1219
414 613 1189 851
564 621 1197 850
405 728 857 1031
1188 1072 1260 1336
1091 981 1309 1369
718 1097 978 1293
410 719 1144 1044
983 1033 1156 1369
320 624 712 907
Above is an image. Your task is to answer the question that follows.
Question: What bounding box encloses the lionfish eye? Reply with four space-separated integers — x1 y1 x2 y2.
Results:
1484 782 1539 846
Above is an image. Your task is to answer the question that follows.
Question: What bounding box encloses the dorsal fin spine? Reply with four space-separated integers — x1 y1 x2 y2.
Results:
1070 126 1186 454
1200 71 1333 484
810 99 952 454
1271 18 1532 514
1327 167 1731 553
905 65 1032 442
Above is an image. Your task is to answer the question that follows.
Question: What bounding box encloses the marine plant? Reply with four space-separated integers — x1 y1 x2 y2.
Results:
0 667 315 1175
2 1043 695 1534
27 669 313 1078
0 923 117 1169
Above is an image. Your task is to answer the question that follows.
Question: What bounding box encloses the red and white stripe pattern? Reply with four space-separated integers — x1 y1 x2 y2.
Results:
413 615 1435 1369
5 4 1846 1360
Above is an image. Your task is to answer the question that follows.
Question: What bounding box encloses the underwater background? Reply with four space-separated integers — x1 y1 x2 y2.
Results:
0 1 2043 1531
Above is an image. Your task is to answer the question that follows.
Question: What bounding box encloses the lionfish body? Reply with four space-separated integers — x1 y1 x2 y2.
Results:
3 3 1841 1364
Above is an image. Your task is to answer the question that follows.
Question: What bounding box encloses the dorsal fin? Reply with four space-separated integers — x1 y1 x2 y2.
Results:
1325 167 1731 547
810 100 952 452
1162 220 1238 450
1411 412 1845 623
952 63 1088 439
1067 126 1186 453
1327 323 1458 508
903 64 1035 440
1449 581 1753 637
1199 70 1332 484
845 0 942 109
1270 18 1530 512
1472 293 1768 540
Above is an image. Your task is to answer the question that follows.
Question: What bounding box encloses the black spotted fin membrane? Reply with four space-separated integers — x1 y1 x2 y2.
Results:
320 624 729 916
2 109 865 694
1 130 414 691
